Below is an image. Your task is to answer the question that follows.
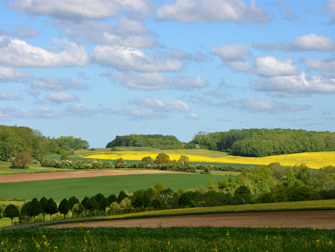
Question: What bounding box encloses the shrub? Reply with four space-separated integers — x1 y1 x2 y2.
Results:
11 151 33 169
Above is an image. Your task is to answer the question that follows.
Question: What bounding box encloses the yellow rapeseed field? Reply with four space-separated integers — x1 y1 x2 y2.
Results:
81 149 335 169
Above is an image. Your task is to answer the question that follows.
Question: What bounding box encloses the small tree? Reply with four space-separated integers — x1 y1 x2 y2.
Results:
21 201 31 223
45 198 58 222
154 182 166 192
118 190 127 203
110 202 120 215
108 194 117 204
114 158 127 168
39 197 48 222
178 193 191 207
4 204 20 226
11 151 33 169
178 155 190 164
142 156 154 166
72 203 85 217
207 179 215 189
28 198 42 225
58 198 70 219
99 197 109 216
154 153 171 165
120 198 131 214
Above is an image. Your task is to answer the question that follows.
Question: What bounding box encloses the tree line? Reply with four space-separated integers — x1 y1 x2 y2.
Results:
188 128 335 157
106 134 183 149
0 125 89 162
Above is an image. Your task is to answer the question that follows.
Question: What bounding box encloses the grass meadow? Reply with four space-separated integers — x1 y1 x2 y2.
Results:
79 148 335 169
0 174 229 202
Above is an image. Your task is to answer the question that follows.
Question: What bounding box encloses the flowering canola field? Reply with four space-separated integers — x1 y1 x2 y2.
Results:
81 150 335 169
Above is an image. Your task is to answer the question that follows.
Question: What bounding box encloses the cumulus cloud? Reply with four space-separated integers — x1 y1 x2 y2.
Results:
253 34 335 52
11 25 39 38
210 44 251 61
131 97 191 112
91 46 183 72
218 98 310 113
31 77 89 91
55 19 158 48
222 56 299 76
186 113 199 119
157 0 269 23
303 56 335 76
8 0 152 19
217 117 234 122
254 56 299 76
40 92 79 104
64 104 94 116
0 66 33 82
28 88 41 98
172 75 208 89
100 106 160 119
0 37 88 67
0 92 22 100
252 72 335 97
0 106 60 118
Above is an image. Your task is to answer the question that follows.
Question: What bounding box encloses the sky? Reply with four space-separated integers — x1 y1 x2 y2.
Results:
0 0 335 148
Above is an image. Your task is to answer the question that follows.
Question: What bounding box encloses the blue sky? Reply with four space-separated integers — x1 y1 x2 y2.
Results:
1 0 335 147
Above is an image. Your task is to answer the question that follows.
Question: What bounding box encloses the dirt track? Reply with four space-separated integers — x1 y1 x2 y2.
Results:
0 170 182 183
48 210 335 229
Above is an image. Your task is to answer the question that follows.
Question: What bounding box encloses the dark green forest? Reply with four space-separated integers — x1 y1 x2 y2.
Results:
106 134 183 149
188 129 335 157
0 125 89 162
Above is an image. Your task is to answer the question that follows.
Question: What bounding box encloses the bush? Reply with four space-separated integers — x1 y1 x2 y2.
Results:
11 151 33 169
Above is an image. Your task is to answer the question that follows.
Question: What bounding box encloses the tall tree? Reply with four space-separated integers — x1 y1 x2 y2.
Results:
39 197 48 222
4 204 20 226
58 198 70 219
45 198 58 222
28 198 42 225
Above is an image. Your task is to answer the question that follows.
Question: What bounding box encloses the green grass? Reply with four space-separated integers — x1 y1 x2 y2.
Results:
0 174 229 202
1 226 335 251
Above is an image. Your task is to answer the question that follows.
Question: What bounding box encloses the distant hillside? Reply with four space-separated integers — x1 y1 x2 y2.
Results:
187 128 335 157
106 134 183 149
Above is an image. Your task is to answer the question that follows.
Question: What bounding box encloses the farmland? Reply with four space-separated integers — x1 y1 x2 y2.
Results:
0 173 229 201
79 148 335 169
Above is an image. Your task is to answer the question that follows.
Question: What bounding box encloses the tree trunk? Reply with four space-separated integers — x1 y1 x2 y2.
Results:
43 213 45 222
64 214 66 220
11 218 13 226
34 216 36 226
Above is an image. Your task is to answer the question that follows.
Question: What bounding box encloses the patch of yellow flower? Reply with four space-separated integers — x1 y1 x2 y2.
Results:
82 150 335 169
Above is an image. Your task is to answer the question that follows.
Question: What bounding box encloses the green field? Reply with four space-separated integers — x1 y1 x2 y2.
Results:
1 226 334 251
0 174 229 202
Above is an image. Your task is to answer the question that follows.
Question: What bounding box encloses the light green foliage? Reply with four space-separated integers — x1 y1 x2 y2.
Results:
11 151 33 169
154 153 171 165
207 179 215 189
154 182 165 192
110 202 120 215
120 198 131 213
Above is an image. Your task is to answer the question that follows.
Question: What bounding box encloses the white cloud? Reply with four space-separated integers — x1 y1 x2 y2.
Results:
186 113 199 119
8 0 152 19
157 0 269 23
211 44 251 61
303 56 335 76
64 104 94 116
253 72 335 97
111 72 172 90
28 88 41 98
0 92 22 100
225 60 253 73
217 117 234 122
0 37 88 67
41 92 79 104
0 106 60 118
131 97 191 112
99 106 160 118
173 75 208 89
91 46 183 72
219 98 310 113
11 25 39 38
254 56 299 76
0 66 33 82
55 19 158 49
253 34 335 52
110 72 207 90
31 77 88 91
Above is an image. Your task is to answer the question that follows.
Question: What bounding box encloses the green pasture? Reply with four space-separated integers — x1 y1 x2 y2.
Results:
0 174 230 202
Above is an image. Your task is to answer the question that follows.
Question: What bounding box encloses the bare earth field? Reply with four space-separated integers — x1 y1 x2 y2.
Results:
47 210 335 229
0 170 182 183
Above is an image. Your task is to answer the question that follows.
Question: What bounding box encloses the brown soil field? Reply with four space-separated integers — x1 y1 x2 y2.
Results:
48 210 335 229
0 170 182 183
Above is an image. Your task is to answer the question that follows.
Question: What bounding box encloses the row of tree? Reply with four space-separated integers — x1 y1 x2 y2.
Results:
188 128 335 157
